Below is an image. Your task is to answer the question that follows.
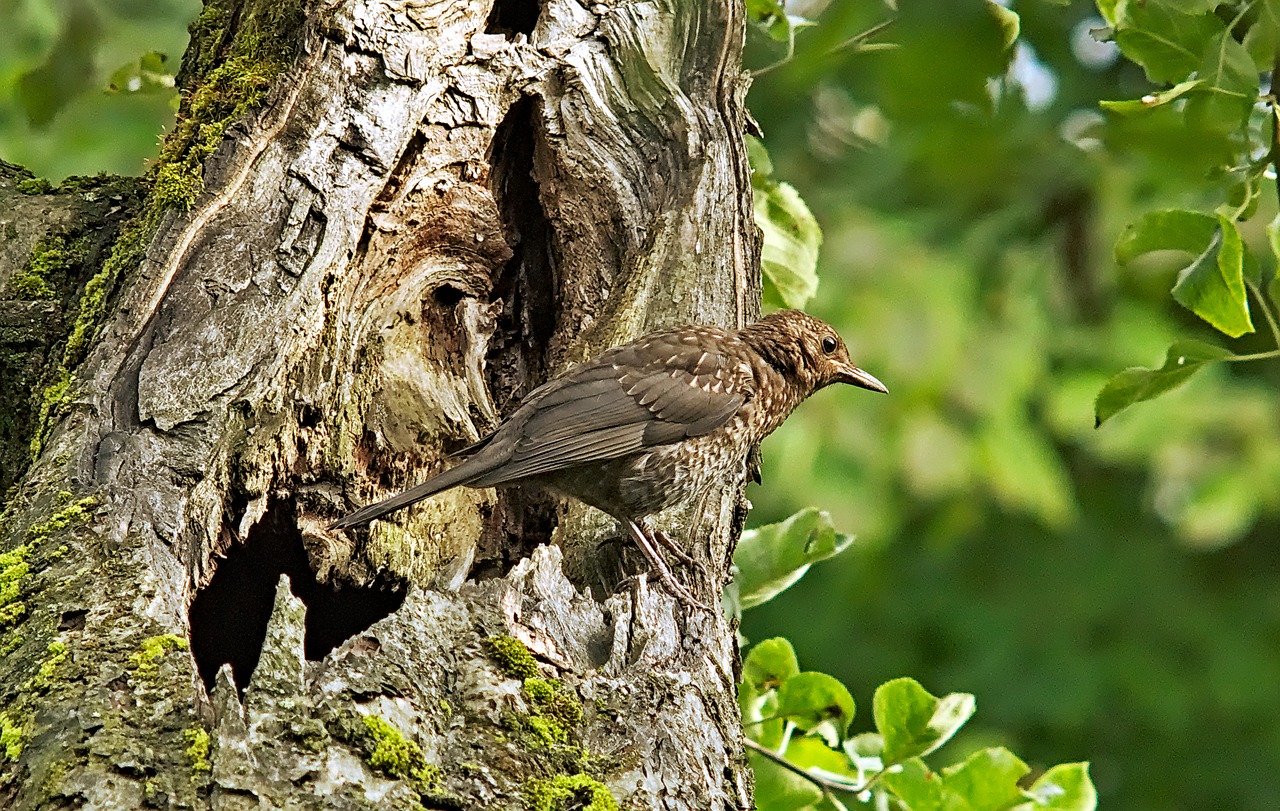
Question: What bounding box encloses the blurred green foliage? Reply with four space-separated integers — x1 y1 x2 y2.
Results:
0 0 198 180
4 1 1280 809
742 1 1280 810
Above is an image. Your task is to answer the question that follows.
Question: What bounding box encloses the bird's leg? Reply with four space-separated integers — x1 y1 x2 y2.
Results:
650 528 695 566
625 520 712 611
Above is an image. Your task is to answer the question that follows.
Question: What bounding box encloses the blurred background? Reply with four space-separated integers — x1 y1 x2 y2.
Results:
4 1 1277 809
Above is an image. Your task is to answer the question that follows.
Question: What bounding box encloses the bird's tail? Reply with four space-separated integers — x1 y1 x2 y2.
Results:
329 460 485 530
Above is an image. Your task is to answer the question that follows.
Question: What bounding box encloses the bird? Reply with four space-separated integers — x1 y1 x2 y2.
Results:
331 309 886 607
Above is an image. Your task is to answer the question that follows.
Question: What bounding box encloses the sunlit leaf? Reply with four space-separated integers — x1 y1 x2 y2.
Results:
1112 3 1224 84
1094 339 1232 425
1013 763 1097 811
734 508 854 610
1114 208 1216 263
748 748 825 811
987 0 1020 50
881 758 945 811
743 637 800 692
746 0 793 43
873 678 975 765
749 136 821 308
1170 217 1253 337
1100 79 1202 115
775 672 857 743
785 736 858 780
1184 32 1258 135
106 50 176 95
942 747 1030 811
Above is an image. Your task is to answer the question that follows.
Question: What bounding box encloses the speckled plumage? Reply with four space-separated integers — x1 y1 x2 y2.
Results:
332 309 886 606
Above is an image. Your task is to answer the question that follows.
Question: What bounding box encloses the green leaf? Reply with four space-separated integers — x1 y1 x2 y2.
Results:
1265 213 1280 267
1159 0 1221 10
1184 32 1258 135
775 672 857 743
748 749 825 811
1093 339 1232 425
1171 217 1253 337
1014 763 1097 811
1114 209 1217 264
873 677 976 765
881 758 946 811
1099 79 1202 115
1113 3 1225 84
843 732 884 762
734 508 854 610
743 638 801 692
742 0 808 43
750 137 822 309
106 50 176 95
942 747 1030 811
785 736 858 779
986 0 1020 50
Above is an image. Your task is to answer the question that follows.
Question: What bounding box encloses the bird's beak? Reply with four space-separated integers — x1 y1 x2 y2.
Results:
836 364 888 394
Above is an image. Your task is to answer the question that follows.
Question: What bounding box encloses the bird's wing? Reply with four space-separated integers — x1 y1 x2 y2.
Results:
467 329 754 485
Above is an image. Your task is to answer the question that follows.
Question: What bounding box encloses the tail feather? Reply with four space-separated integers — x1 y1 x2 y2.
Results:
330 460 484 530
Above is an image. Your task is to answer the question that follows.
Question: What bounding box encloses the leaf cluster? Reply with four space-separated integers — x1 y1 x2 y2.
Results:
731 511 1097 811
1091 0 1280 422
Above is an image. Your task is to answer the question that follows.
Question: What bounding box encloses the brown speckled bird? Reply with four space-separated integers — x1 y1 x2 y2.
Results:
332 309 886 607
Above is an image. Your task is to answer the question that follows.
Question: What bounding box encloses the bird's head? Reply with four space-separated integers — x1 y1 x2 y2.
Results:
741 310 887 395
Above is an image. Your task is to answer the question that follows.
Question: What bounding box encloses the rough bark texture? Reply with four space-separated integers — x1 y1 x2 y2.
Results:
0 0 760 808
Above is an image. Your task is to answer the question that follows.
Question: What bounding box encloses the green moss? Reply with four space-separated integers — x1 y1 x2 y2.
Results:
523 774 617 811
26 495 96 540
27 639 68 691
523 677 558 703
0 633 24 656
152 163 204 212
129 634 188 680
484 635 539 679
0 711 23 761
524 678 584 727
63 220 145 366
39 758 71 798
504 678 586 751
7 273 55 300
359 715 439 791
4 232 91 301
57 173 135 196
28 366 73 461
184 727 211 772
518 714 568 747
16 177 52 195
155 0 305 214
0 544 31 630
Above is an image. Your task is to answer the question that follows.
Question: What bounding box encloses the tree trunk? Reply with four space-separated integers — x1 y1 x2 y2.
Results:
0 0 760 808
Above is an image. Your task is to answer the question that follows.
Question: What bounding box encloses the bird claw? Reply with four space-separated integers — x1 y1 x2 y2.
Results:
651 529 696 567
626 521 713 611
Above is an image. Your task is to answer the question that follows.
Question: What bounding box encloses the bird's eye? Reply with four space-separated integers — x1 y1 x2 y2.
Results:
821 336 838 354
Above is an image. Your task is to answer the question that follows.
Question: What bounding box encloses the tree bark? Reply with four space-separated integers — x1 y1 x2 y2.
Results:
0 0 760 808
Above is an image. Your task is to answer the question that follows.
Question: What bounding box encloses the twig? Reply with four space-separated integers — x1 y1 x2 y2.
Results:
1247 280 1280 350
742 737 872 796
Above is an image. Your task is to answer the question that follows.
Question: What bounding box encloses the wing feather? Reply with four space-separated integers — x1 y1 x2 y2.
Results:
469 329 754 483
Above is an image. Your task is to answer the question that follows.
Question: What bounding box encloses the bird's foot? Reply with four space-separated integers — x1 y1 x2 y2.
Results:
651 529 696 567
626 521 712 611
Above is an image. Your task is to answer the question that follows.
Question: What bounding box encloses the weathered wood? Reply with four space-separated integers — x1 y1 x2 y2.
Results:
0 0 760 807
